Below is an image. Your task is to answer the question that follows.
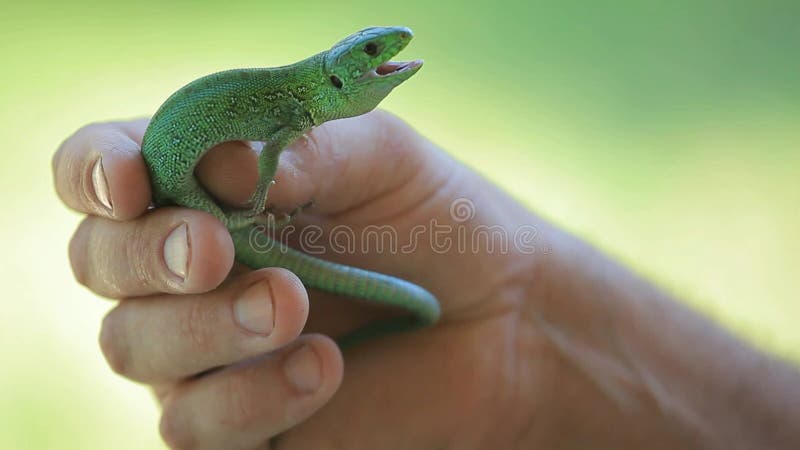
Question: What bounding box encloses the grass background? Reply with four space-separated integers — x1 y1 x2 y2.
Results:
1 1 798 448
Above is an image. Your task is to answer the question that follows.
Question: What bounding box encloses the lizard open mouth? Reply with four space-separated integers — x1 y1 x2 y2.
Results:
361 59 424 80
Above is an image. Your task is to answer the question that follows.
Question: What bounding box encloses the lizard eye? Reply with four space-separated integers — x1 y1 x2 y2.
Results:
330 75 343 88
364 42 378 56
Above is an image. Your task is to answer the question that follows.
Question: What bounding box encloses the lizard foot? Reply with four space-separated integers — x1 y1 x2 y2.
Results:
260 200 314 229
223 199 313 231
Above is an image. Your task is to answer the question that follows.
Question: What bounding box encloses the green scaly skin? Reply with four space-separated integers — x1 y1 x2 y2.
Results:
141 26 440 346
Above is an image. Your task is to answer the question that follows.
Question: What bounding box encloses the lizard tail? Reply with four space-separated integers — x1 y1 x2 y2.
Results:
229 226 441 347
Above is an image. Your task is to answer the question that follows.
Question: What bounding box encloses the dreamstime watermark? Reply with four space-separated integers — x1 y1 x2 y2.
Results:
248 197 549 256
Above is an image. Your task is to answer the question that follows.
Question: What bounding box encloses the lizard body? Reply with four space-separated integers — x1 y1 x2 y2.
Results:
141 26 440 345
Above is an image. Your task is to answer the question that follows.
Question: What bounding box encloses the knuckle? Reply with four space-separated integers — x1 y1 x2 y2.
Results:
299 124 333 162
160 398 196 450
292 126 333 201
68 222 90 288
99 310 130 376
221 366 262 430
302 126 324 159
179 299 215 353
74 218 129 298
127 222 159 286
52 129 92 206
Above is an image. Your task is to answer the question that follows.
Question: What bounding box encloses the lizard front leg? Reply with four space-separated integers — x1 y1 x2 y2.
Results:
223 126 303 230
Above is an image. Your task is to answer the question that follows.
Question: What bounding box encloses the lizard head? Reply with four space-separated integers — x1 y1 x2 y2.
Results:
310 26 423 124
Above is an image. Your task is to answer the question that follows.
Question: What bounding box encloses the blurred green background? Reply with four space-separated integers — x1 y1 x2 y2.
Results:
1 0 798 448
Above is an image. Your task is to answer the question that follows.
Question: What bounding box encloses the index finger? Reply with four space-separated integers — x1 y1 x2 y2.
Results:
52 118 152 220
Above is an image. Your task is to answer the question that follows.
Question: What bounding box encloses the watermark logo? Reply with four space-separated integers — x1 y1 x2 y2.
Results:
248 197 547 256
449 197 475 222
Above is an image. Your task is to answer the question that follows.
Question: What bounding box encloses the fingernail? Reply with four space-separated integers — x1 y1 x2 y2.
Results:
234 280 274 335
283 345 322 394
91 157 113 211
164 223 190 279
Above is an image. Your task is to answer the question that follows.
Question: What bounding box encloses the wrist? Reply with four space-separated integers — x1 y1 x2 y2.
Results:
513 228 716 448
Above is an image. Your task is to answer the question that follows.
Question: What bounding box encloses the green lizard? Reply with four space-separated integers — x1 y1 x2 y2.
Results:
141 26 440 346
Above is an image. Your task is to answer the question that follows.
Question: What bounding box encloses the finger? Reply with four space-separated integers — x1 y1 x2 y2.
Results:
195 140 259 208
159 335 343 450
53 119 152 220
100 268 309 383
69 207 234 298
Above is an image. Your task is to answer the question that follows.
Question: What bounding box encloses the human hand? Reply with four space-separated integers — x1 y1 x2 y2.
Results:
54 111 553 449
55 110 800 449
